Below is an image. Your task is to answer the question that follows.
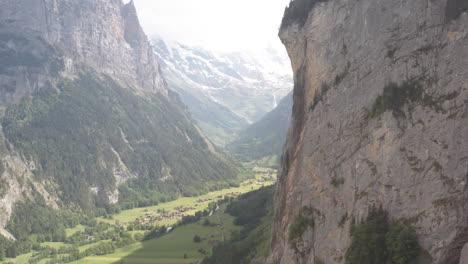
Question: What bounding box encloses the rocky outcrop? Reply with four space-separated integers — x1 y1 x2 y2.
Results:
0 0 166 105
269 0 467 264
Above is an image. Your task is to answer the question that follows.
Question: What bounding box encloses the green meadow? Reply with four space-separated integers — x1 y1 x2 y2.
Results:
98 167 275 227
70 206 239 264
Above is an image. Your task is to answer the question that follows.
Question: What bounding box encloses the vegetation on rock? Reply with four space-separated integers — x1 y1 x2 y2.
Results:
288 206 315 245
371 79 424 118
345 206 420 264
281 0 329 30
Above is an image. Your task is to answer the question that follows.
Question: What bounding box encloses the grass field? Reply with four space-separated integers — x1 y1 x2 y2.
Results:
4 167 276 264
70 204 240 264
98 168 275 227
66 225 86 237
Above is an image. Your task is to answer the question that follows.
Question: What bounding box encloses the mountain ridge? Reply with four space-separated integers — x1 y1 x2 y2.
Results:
0 0 239 232
152 37 293 145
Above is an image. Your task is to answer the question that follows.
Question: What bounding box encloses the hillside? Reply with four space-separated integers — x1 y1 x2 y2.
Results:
152 38 292 145
0 0 238 234
227 92 292 164
156 58 249 146
202 185 275 264
268 0 468 263
0 168 275 263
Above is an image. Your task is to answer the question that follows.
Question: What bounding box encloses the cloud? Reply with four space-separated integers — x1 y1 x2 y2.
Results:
133 0 290 51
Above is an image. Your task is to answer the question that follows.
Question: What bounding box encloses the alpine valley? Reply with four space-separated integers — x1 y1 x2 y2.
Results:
0 0 467 264
0 0 241 237
152 38 293 146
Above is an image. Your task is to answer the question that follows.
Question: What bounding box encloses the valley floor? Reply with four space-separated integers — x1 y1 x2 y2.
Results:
4 167 276 264
70 206 238 264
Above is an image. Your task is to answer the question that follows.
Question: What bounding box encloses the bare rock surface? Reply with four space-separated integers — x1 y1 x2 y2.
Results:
269 0 468 263
0 0 167 105
461 243 468 264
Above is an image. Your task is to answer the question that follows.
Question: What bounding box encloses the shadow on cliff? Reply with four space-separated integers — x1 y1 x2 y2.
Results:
445 0 468 21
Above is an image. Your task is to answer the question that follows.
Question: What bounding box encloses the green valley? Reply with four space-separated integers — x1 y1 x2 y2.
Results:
0 0 463 263
2 168 276 264
0 1 286 264
227 92 292 165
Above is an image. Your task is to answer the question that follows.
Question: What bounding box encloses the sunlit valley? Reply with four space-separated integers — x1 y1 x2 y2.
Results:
0 0 467 264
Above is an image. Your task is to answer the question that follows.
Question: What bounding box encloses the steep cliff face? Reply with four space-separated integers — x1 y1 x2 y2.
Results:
0 0 238 233
0 0 166 105
269 1 468 264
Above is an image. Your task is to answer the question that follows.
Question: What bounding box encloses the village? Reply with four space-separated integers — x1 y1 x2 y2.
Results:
2 167 277 264
133 192 244 225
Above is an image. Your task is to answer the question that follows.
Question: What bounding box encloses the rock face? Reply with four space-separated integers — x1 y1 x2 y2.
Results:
269 0 468 264
461 243 468 264
0 0 166 105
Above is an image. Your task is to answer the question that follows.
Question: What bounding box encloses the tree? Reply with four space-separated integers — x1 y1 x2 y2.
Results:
6 245 17 258
193 235 201 243
134 233 144 241
345 207 389 264
386 223 420 264
345 207 420 264
0 247 5 261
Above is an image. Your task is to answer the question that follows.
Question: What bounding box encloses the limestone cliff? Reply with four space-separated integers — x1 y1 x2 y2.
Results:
0 0 166 105
269 0 468 263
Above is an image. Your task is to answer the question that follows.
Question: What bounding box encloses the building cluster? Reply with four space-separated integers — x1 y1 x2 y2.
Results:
134 205 197 225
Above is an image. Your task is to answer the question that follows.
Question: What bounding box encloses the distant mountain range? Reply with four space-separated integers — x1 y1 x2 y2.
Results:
152 38 293 145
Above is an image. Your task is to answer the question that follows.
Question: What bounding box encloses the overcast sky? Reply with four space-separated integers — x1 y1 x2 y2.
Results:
131 0 291 51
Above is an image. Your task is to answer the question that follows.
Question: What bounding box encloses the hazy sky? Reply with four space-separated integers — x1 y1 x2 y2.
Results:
131 0 291 51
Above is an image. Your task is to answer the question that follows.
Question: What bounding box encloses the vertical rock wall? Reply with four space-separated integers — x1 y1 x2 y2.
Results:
270 0 468 263
0 0 167 105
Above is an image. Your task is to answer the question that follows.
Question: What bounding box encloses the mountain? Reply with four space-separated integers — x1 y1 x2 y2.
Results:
268 0 468 264
0 0 239 235
227 92 292 165
152 38 293 145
